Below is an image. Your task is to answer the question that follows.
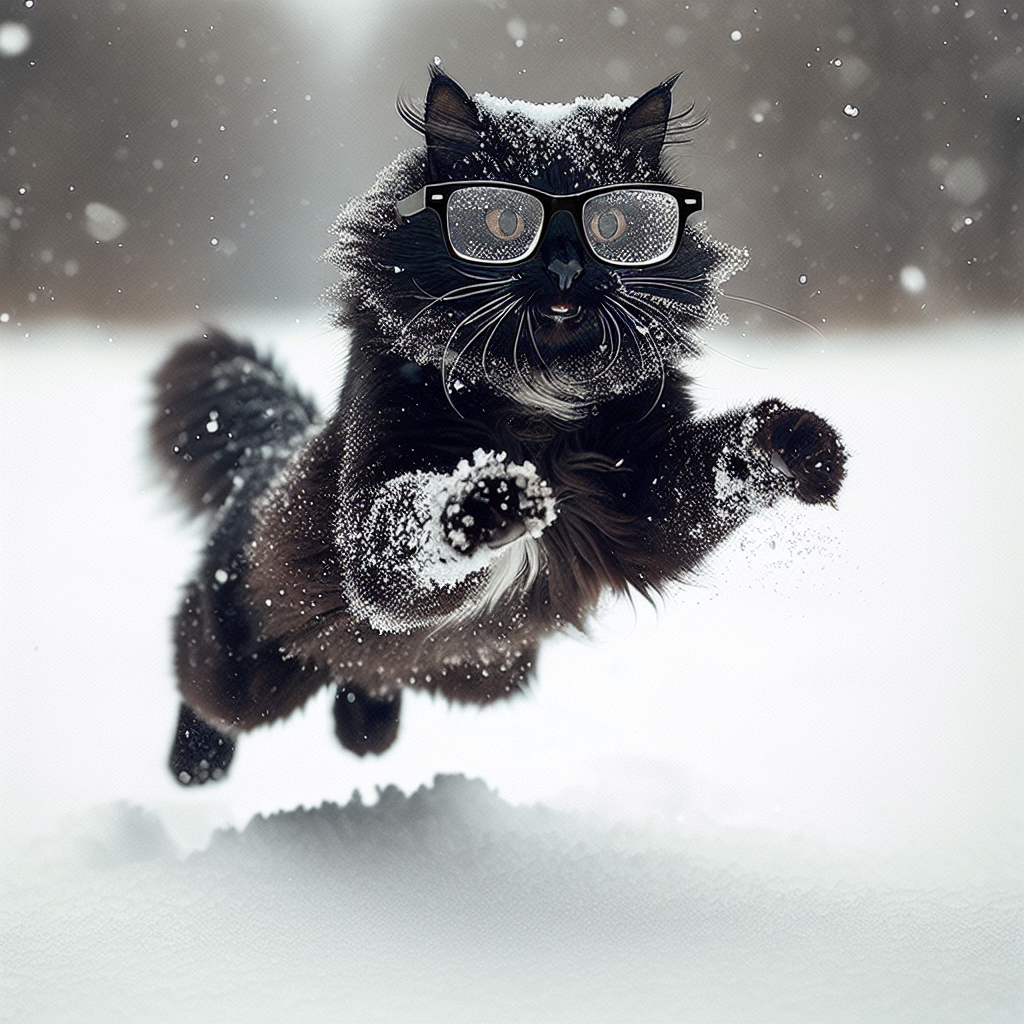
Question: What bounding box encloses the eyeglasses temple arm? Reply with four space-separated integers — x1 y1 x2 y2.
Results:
395 187 427 223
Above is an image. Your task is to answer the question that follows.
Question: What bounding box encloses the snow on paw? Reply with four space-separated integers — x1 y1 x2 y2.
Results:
440 449 556 554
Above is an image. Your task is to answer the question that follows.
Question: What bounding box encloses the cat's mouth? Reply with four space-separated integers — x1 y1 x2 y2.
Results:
539 300 581 322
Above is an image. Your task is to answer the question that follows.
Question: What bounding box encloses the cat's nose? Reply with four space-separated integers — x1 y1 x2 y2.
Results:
547 257 583 291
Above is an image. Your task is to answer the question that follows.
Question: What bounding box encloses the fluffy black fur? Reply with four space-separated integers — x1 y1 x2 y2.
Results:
152 71 846 785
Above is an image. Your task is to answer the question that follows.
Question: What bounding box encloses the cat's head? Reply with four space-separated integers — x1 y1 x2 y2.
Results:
327 69 746 416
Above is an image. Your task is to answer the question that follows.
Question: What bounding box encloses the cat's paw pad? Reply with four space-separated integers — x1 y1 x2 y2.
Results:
444 474 524 551
757 407 846 504
441 449 556 554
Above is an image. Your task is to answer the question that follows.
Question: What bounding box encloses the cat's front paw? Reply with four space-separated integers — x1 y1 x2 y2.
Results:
441 449 557 554
755 406 846 504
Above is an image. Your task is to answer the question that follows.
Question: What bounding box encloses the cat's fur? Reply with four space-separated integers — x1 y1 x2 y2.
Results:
152 70 846 785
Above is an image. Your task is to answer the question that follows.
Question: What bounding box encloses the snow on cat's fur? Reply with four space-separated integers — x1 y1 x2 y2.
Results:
151 70 846 784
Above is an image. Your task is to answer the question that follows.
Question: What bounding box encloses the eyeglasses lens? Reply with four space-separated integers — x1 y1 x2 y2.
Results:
447 187 544 263
582 190 680 266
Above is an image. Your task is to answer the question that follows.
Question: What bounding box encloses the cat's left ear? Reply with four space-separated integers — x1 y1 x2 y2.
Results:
619 74 680 168
423 71 483 178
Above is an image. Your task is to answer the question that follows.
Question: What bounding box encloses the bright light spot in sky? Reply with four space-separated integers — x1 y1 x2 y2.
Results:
0 21 31 57
506 17 526 42
943 157 988 204
900 265 927 293
84 202 128 242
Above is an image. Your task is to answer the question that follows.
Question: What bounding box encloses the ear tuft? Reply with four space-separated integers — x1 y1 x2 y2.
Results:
424 72 483 178
619 75 679 169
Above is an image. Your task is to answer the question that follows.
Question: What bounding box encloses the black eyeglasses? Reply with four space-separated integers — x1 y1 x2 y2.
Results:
396 181 703 268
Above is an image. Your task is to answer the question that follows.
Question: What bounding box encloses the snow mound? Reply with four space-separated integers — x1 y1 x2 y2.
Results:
3 775 1020 1024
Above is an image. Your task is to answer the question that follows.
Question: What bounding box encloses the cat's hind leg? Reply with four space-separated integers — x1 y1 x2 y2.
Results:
170 576 326 783
169 703 235 786
333 685 402 756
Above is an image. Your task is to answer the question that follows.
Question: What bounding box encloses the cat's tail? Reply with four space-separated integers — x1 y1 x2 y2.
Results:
151 330 319 516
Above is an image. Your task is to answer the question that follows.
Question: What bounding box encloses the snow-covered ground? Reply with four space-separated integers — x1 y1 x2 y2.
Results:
1 315 1021 1022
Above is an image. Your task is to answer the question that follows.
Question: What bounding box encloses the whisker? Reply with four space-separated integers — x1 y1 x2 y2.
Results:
412 277 509 304
591 307 624 382
605 295 667 418
718 292 829 343
620 289 769 370
613 289 685 338
479 298 523 384
620 275 708 304
510 302 533 394
404 275 518 332
441 292 519 406
453 265 516 283
606 295 658 366
625 273 707 285
525 309 555 378
447 296 519 390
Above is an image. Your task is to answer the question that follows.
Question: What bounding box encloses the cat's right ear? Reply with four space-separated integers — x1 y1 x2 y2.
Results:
423 71 483 178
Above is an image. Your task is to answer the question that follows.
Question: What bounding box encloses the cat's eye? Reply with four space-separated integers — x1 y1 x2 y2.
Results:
396 182 702 267
588 208 628 244
485 207 526 241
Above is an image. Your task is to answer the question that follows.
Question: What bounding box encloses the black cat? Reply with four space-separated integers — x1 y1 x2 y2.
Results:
152 70 846 785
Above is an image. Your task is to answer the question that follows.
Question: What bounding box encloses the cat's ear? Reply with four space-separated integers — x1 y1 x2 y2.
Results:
424 71 483 177
618 74 681 168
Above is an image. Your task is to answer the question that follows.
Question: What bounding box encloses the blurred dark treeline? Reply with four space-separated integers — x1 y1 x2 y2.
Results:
1 0 1021 328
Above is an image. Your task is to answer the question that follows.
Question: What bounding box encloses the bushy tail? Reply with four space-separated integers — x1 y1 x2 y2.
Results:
151 330 319 516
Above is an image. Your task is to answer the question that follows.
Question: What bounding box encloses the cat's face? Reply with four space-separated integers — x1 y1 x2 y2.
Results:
327 72 745 414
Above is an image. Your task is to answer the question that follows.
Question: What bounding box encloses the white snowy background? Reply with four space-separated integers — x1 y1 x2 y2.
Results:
2 0 1023 1020
2 316 1021 1022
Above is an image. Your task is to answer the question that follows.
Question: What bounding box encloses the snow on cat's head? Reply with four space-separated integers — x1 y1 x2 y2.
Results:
325 72 746 405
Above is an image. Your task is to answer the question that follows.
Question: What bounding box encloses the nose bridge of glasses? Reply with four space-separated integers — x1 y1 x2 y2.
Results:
541 207 585 257
536 208 582 290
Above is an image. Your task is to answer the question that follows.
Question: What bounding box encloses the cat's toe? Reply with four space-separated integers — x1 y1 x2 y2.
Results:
758 407 847 504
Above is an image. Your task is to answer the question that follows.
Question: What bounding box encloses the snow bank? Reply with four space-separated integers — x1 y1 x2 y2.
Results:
3 775 1021 1024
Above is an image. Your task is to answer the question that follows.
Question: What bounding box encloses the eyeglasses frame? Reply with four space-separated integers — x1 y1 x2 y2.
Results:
395 181 704 268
